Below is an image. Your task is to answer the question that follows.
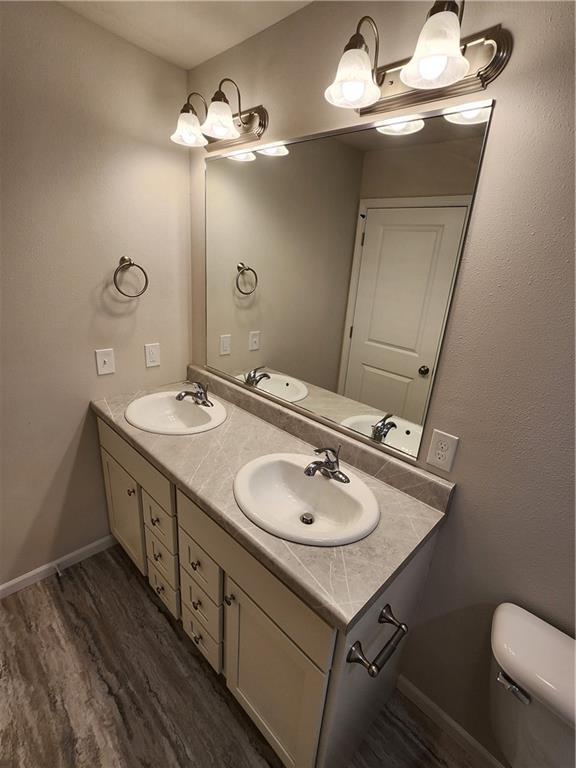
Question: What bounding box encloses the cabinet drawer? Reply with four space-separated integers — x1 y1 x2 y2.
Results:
180 569 222 642
178 527 222 603
143 490 177 553
177 490 335 672
145 527 178 589
148 561 180 618
97 419 171 512
181 605 222 674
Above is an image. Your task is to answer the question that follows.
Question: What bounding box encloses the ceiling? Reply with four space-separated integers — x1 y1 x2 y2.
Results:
63 1 309 70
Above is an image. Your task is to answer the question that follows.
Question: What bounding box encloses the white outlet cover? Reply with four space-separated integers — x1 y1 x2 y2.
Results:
426 429 459 472
95 348 115 375
249 330 260 351
219 334 231 356
145 342 160 368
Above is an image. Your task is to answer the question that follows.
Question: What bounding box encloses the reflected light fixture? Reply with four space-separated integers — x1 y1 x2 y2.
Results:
443 101 491 124
170 92 208 147
325 16 383 109
376 116 425 135
400 1 469 90
227 151 257 162
201 78 251 140
257 144 290 157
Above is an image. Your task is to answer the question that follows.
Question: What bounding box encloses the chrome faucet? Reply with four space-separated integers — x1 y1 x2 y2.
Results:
175 382 213 407
245 366 271 387
371 414 397 443
304 446 350 484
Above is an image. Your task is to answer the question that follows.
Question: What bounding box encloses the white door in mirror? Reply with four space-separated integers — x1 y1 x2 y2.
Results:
234 453 379 546
124 391 226 435
426 429 459 471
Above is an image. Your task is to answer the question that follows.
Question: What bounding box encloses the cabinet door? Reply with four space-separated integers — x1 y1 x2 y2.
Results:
224 578 327 768
101 449 146 574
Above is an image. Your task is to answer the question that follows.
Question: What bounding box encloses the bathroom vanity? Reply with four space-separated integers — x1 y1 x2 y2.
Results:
92 384 450 768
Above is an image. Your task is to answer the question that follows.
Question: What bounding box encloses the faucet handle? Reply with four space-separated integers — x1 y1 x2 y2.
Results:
314 446 341 467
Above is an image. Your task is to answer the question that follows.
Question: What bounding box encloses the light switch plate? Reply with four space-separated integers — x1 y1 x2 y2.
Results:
219 334 231 356
426 429 459 472
144 342 160 368
95 348 115 375
248 330 260 351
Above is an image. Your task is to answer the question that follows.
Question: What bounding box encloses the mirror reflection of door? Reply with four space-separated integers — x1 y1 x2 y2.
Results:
340 199 469 424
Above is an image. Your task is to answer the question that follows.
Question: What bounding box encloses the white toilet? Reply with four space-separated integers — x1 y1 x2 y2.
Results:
490 602 575 768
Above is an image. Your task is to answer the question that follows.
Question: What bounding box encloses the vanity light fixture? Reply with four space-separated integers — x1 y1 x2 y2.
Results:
325 16 384 109
170 92 208 147
202 78 252 140
226 151 257 162
376 115 425 135
400 1 469 90
257 144 290 157
443 100 491 124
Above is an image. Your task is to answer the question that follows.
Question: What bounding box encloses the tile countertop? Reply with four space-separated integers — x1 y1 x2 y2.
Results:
91 383 445 632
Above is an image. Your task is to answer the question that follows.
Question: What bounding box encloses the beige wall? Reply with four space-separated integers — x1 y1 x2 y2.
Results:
188 1 574 758
0 3 190 584
206 138 362 390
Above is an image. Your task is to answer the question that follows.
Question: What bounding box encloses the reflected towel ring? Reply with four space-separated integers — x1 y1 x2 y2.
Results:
236 262 258 296
113 256 149 298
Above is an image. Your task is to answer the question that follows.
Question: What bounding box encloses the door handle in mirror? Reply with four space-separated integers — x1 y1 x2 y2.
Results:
418 365 430 376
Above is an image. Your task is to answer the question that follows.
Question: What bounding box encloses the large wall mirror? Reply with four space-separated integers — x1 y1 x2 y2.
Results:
206 103 492 459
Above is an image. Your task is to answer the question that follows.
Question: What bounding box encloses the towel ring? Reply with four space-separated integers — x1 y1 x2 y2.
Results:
236 262 258 296
113 256 149 298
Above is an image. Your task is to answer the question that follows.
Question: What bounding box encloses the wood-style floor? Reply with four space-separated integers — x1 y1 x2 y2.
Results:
0 547 482 768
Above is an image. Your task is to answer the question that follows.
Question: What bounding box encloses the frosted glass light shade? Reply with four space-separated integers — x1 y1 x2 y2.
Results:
170 112 207 147
376 116 425 135
400 11 469 90
257 144 289 156
325 48 381 109
227 151 256 162
443 102 491 124
201 100 240 140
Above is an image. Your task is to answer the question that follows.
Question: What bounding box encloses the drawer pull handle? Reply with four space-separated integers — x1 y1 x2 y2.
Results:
347 604 408 678
192 633 202 645
192 600 201 610
155 585 165 595
153 552 162 562
190 560 201 571
151 517 160 526
224 594 235 606
127 488 136 496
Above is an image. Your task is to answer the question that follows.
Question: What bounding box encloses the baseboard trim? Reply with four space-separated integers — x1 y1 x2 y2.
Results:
0 535 116 600
397 675 506 768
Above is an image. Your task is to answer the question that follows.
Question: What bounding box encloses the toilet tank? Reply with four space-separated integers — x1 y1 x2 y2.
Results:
490 603 575 768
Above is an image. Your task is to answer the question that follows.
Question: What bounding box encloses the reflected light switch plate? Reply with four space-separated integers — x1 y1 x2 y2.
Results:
95 348 115 375
145 342 160 368
249 330 260 351
220 334 231 355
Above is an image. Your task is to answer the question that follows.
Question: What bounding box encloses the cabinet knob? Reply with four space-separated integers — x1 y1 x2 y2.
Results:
190 560 201 571
192 633 202 645
224 594 235 606
151 517 160 526
155 585 165 595
153 552 162 562
192 600 201 610
127 488 136 496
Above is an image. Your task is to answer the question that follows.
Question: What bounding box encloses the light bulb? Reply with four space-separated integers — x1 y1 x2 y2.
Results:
443 101 491 125
201 99 240 140
325 48 381 109
418 54 449 81
170 111 207 147
257 145 290 157
376 116 425 136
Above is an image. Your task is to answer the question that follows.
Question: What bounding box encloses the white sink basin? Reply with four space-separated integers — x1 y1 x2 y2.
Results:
125 391 226 435
237 372 308 403
234 453 379 546
340 414 422 455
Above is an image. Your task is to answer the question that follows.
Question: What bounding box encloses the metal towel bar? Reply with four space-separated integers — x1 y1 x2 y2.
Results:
113 256 149 298
346 604 408 678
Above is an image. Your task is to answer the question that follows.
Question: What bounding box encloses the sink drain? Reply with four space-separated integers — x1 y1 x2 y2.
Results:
300 512 314 525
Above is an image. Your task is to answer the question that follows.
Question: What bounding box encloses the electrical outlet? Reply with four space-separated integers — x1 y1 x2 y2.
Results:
95 348 115 375
144 342 160 368
219 334 231 356
248 330 260 351
426 429 459 471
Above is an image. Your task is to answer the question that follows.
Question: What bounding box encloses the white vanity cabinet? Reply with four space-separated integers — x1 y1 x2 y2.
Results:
96 418 438 768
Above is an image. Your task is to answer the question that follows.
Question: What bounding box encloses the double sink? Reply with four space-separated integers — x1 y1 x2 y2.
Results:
124 389 380 547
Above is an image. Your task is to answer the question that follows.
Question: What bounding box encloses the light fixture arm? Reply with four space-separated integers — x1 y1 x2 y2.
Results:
183 91 207 119
217 77 251 127
347 16 385 87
